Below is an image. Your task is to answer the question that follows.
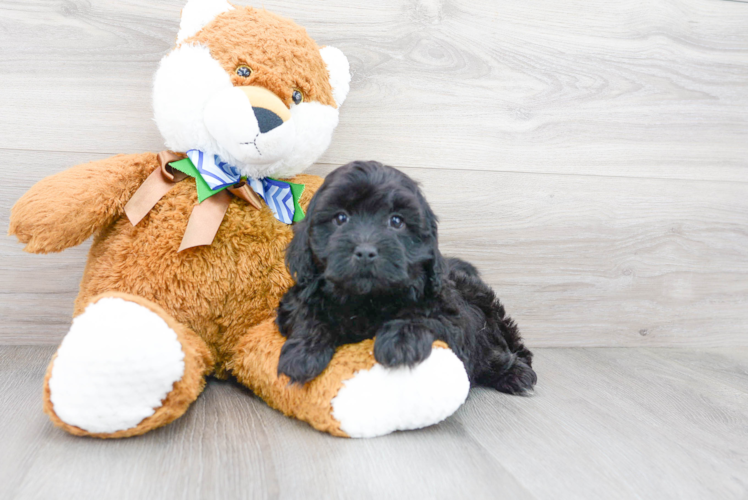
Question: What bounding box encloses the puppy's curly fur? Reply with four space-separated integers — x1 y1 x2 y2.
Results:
277 161 537 395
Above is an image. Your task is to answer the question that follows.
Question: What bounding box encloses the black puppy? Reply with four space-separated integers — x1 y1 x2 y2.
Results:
276 161 537 395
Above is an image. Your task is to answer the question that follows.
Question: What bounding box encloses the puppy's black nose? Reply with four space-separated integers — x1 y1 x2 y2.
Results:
252 107 283 134
353 244 378 262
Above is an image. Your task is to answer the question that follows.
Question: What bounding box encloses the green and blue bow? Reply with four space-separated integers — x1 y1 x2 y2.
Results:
171 150 305 224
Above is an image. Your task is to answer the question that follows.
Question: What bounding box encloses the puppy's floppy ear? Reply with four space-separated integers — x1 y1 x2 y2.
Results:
427 248 448 296
286 198 319 285
420 193 448 296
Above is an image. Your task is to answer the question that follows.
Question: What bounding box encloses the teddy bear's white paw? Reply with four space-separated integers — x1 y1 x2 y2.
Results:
48 297 185 434
331 347 470 438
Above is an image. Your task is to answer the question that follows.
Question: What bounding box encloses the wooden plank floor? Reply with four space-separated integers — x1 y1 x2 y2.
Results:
2 0 748 347
1 346 746 500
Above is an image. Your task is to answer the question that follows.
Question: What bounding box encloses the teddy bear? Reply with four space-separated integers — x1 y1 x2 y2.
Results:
8 0 470 439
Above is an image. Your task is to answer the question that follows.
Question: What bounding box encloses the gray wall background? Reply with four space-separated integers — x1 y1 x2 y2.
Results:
1 0 747 346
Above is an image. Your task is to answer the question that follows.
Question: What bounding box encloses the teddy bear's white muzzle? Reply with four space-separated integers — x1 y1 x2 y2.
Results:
203 86 296 166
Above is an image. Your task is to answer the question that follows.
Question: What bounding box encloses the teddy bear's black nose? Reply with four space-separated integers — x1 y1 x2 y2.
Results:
252 107 284 134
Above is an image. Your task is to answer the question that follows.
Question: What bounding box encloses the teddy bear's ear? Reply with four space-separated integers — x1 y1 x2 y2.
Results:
320 46 351 107
177 0 234 43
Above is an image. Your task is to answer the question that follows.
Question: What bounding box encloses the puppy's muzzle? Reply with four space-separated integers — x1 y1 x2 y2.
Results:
238 86 291 134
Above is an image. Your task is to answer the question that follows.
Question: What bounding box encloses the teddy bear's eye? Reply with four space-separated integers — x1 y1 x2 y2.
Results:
292 90 304 105
236 65 252 78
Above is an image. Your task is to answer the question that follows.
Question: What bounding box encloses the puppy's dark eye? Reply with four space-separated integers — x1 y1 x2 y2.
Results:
389 215 404 229
334 212 349 225
236 65 252 78
292 89 304 105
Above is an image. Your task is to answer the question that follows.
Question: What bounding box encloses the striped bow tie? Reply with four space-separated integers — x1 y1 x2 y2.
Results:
125 150 305 252
186 150 302 225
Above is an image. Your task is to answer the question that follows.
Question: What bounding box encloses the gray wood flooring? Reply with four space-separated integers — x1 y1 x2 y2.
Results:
2 0 747 347
1 346 746 500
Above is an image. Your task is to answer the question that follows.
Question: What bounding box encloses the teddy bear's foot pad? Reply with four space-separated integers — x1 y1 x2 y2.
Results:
48 297 185 434
331 347 470 438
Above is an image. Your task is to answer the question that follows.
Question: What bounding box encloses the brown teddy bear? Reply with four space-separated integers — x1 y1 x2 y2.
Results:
9 0 470 439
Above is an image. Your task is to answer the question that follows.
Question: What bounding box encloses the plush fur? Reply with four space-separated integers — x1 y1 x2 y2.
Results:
330 341 469 438
9 1 471 439
277 161 537 394
43 292 215 439
154 3 349 179
177 0 234 43
50 296 188 433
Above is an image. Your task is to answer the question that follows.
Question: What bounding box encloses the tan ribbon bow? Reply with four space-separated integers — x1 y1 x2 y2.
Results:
124 151 264 252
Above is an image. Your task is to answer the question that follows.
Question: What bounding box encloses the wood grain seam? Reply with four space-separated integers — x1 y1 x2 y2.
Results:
314 162 748 186
3 149 748 185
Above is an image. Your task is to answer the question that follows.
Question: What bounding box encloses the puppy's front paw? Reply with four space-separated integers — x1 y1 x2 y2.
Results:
278 337 335 385
374 320 435 368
